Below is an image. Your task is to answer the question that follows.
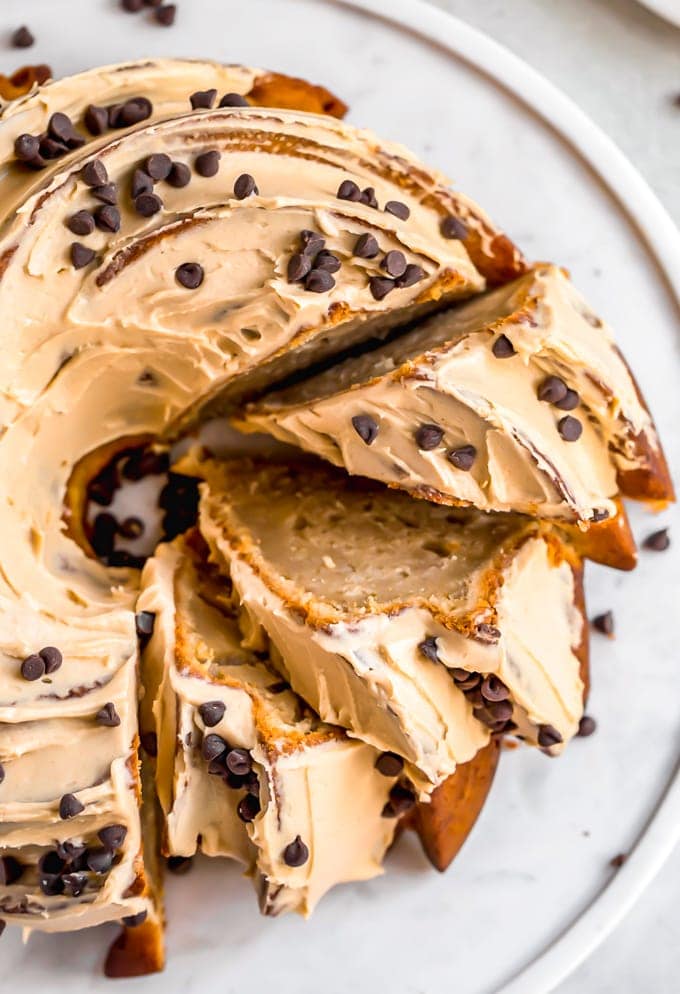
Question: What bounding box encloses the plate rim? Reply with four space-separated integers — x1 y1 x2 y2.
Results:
635 0 680 30
330 1 680 991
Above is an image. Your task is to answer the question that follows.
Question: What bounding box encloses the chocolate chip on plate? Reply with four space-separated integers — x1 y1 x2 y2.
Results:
353 233 379 259
155 4 176 25
59 793 85 820
643 527 670 552
194 150 220 177
12 25 34 48
447 444 477 471
384 200 410 220
190 89 217 110
122 0 145 11
375 752 405 777
20 654 45 681
557 415 582 442
591 610 614 636
351 414 378 445
175 262 204 289
492 334 515 358
283 835 309 867
96 702 121 727
166 161 191 188
577 715 597 737
440 215 467 240
415 423 444 451
198 701 226 727
233 173 258 199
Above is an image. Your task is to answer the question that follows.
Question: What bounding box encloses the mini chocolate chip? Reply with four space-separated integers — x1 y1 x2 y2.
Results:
555 388 580 411
84 105 108 136
59 793 85 820
537 724 563 748
39 137 68 160
385 200 410 220
14 133 41 162
360 187 379 209
0 856 23 886
396 263 425 287
492 334 515 358
610 853 627 868
440 215 467 240
592 611 614 636
122 0 144 10
415 423 444 451
61 872 87 897
123 448 169 480
92 183 118 206
375 752 404 777
198 700 226 727
643 527 670 551
351 413 379 444
305 268 335 293
39 646 62 674
337 179 361 201
98 825 127 850
94 205 121 233
87 847 113 873
353 233 379 259
558 415 582 441
140 731 158 757
387 783 416 815
116 97 153 128
134 192 162 217
578 715 597 737
456 673 483 692
122 910 148 927
447 444 477 471
39 872 64 897
486 700 513 722
166 161 191 187
476 623 501 643
202 733 228 761
155 4 176 25
418 636 439 664
233 173 258 199
225 748 252 776
190 89 217 110
219 92 249 107
91 513 117 557
300 229 325 255
481 675 510 702
176 262 204 289
118 516 144 540
96 702 121 727
145 153 172 181
382 250 407 279
167 855 193 875
287 252 312 282
82 160 108 187
591 509 610 523
314 250 341 274
538 375 568 405
369 275 396 300
12 25 34 48
194 150 221 177
71 242 95 270
237 793 261 823
283 835 309 867
48 113 77 144
67 210 95 236
135 610 155 642
131 169 153 199
21 654 45 681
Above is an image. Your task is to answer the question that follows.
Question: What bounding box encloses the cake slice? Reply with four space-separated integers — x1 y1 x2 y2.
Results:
181 453 588 790
137 533 399 916
237 265 672 546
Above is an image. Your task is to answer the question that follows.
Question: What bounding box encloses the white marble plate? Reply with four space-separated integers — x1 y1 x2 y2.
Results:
635 0 680 28
1 1 679 991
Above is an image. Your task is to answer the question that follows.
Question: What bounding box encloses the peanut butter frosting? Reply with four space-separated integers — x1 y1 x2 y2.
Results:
184 454 587 788
238 264 671 530
138 535 397 916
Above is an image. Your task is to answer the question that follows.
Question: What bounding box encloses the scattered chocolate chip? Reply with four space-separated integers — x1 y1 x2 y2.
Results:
71 241 95 270
537 724 563 748
59 793 85 820
155 4 176 25
0 856 22 886
225 748 252 776
190 89 217 110
381 250 407 279
418 636 439 664
122 0 145 10
305 268 335 293
192 146 222 177
577 715 597 737
369 275 396 300
167 855 193 875
385 783 416 816
175 262 204 289
98 825 127 850
96 702 121 727
140 731 158 757
92 183 118 206
353 233 379 259
233 172 258 199
287 252 312 282
555 388 580 411
610 853 627 868
94 204 121 233
145 153 172 182
134 192 162 217
360 187 379 209
87 848 113 874
481 675 510 702
122 448 169 480
202 733 228 762
39 646 62 674
12 25 34 48
122 910 148 927
39 136 69 160
476 623 501 643
219 92 249 107
14 133 41 162
67 210 95 236
130 169 152 200
283 835 309 867
385 200 410 220
57 840 87 864
397 263 425 287
61 872 87 897
448 444 477 471
415 423 444 451
91 512 117 557
198 701 226 727
135 612 155 651
314 250 341 274
82 160 108 187
87 462 119 505
166 161 191 188
592 611 614 636
112 97 153 128
557 415 583 442
452 669 481 691
237 793 261 823
20 654 45 681
48 113 78 145
337 179 361 202
492 334 515 358
485 700 513 722
538 375 568 405
84 105 109 136
375 752 404 777
300 229 325 255
440 215 467 240
351 413 379 444
643 528 670 552
39 871 64 897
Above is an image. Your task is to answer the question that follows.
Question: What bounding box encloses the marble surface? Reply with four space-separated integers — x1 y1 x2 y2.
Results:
0 1 677 991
